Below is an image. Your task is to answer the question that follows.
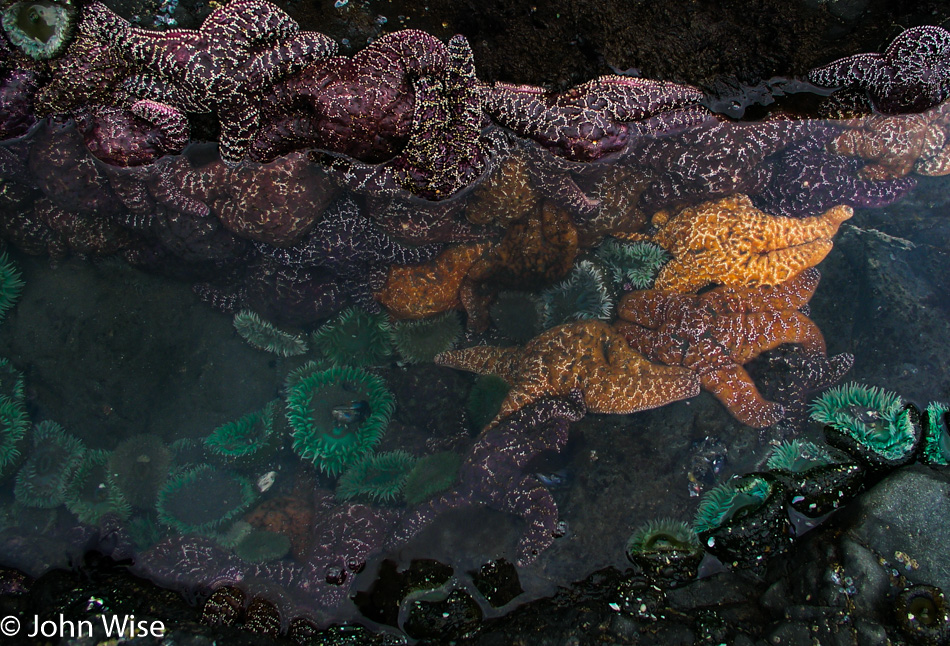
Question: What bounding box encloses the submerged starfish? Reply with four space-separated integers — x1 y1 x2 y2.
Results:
808 25 950 114
435 319 700 428
615 268 832 428
636 194 852 293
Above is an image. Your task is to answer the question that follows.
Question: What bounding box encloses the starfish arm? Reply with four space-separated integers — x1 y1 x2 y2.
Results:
616 289 676 328
130 100 190 154
584 359 700 414
740 239 834 286
808 53 883 88
701 366 784 428
652 255 705 292
435 345 523 382
613 322 665 359
501 476 559 566
709 268 821 313
203 0 301 45
751 204 853 250
916 144 950 175
722 310 828 363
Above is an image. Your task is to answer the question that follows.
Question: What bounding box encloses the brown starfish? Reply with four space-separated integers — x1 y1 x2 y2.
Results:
435 319 700 428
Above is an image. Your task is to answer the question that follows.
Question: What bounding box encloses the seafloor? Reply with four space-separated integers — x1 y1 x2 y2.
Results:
0 0 949 644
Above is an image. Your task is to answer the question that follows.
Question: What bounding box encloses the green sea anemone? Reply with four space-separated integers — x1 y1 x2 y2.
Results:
14 420 85 508
403 451 463 505
232 527 292 563
127 513 166 551
625 518 703 584
765 439 834 473
0 251 23 322
63 449 131 524
156 464 256 535
466 375 510 431
693 475 773 535
204 401 280 469
922 401 950 466
810 382 917 464
336 450 417 503
489 291 544 343
539 260 614 329
311 307 393 367
233 309 308 357
108 434 172 510
0 395 29 481
594 238 670 290
391 312 462 364
168 437 210 470
1 0 76 60
0 358 24 402
286 365 395 476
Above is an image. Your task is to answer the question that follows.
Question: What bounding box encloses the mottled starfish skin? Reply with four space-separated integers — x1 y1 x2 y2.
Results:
633 118 838 211
147 151 337 245
82 0 338 163
74 101 189 167
367 196 490 245
808 25 950 114
482 75 704 161
252 29 447 163
826 101 950 179
318 35 486 200
374 242 492 319
436 319 700 428
750 139 918 218
35 198 137 257
0 70 38 140
258 194 443 309
461 199 579 331
640 194 852 293
392 392 586 566
615 269 830 428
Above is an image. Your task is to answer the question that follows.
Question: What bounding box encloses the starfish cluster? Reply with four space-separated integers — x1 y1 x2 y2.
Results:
0 4 945 620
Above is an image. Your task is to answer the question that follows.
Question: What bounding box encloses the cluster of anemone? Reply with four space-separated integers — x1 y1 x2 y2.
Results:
403 451 463 505
594 238 670 290
489 291 544 343
311 308 393 367
466 375 510 432
539 260 614 329
14 420 85 509
390 312 462 364
0 358 25 403
233 309 308 357
156 464 256 535
0 394 29 481
0 252 23 323
285 365 395 476
335 450 417 503
63 449 131 524
107 434 173 510
0 0 78 60
204 401 280 469
810 382 917 463
625 518 703 583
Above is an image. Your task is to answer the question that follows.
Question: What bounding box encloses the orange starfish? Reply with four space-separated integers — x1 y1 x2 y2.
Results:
374 243 491 319
615 268 829 428
435 319 700 428
828 101 950 179
638 194 851 293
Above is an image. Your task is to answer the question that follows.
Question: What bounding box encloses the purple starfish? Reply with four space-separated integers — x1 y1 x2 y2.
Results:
74 101 189 167
256 194 443 309
749 138 918 218
632 117 839 211
482 75 704 161
81 0 338 163
252 29 448 164
0 69 38 140
808 26 950 114
317 35 487 200
391 391 586 567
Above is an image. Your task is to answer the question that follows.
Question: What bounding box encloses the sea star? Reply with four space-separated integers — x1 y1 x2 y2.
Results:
615 268 833 428
0 69 38 140
374 242 492 319
252 29 448 163
807 25 950 114
825 101 950 179
256 194 444 309
81 0 338 163
632 118 839 211
391 391 587 566
315 35 486 200
74 101 190 167
750 138 918 218
368 196 490 245
481 75 705 161
435 319 700 428
636 194 852 293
